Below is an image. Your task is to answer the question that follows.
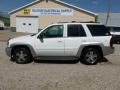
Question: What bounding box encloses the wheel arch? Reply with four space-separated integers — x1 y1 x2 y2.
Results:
10 44 36 57
77 44 103 58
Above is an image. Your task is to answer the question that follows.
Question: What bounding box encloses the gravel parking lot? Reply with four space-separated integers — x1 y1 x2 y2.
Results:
1 42 120 90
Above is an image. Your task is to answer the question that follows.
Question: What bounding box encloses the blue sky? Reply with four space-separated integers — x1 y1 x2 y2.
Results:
0 0 119 13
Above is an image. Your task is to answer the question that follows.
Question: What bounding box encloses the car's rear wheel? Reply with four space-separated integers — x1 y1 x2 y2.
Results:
11 47 32 64
80 48 102 65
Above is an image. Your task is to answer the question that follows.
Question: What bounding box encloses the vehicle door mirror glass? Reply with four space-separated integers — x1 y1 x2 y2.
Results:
40 34 43 39
38 33 43 39
40 33 44 39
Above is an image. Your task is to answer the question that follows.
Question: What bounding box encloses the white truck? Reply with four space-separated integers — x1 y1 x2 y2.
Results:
6 22 114 65
107 26 120 44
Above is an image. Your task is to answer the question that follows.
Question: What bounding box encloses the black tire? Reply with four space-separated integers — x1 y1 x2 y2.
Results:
11 47 32 64
80 48 102 65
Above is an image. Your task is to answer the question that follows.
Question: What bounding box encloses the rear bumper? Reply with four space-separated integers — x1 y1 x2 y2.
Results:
5 47 11 57
103 46 114 56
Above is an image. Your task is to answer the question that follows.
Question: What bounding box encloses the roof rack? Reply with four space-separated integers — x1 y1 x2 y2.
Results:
74 21 100 23
57 22 69 23
57 21 100 23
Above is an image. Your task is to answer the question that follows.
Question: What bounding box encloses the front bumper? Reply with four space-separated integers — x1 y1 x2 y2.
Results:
5 47 12 57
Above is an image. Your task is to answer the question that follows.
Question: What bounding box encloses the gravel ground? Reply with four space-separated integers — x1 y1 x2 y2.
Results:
0 42 120 90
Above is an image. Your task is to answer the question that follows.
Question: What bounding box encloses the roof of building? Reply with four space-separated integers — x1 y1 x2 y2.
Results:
9 0 98 16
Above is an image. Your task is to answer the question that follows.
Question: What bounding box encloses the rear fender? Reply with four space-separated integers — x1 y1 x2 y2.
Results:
76 43 104 58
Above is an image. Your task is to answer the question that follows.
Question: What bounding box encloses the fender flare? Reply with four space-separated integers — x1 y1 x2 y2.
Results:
10 43 37 57
76 43 104 58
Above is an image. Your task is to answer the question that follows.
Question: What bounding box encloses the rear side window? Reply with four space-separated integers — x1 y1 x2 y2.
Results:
87 25 111 36
67 24 86 37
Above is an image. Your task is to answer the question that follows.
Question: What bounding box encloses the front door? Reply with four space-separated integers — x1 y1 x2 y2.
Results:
35 25 65 56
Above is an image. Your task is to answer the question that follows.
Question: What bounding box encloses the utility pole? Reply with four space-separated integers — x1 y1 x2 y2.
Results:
105 4 111 26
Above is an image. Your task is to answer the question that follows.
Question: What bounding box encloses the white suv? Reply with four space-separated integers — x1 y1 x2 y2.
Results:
6 22 114 65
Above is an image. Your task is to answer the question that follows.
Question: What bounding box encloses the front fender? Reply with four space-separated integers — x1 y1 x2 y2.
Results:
10 43 37 57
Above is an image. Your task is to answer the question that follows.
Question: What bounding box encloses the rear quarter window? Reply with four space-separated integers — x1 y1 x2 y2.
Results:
87 25 111 36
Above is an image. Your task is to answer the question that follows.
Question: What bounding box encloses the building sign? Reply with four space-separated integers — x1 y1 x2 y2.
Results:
30 8 73 15
23 9 30 15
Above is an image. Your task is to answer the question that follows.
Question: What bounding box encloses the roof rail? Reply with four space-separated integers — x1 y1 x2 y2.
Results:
57 22 69 23
57 21 100 23
71 21 100 23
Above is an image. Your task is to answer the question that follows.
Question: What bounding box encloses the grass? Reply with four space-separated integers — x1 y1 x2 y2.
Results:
0 30 31 42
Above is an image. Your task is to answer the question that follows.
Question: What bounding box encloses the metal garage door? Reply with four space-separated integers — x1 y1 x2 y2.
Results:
16 16 38 33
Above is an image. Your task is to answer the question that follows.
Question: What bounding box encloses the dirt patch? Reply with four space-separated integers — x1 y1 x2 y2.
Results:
0 30 30 42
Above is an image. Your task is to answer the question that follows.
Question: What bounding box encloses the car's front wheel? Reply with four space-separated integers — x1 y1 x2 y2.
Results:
80 48 102 65
11 47 32 64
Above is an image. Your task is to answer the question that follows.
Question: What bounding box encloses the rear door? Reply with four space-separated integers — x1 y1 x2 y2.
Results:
65 24 87 56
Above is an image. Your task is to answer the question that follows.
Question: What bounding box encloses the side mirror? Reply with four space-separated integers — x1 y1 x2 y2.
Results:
38 33 43 39
37 34 44 42
40 34 43 39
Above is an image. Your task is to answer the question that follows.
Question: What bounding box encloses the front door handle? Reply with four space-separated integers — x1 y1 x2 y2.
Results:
58 41 62 43
82 40 86 42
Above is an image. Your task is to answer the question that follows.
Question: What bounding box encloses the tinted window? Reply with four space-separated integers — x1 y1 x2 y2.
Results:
87 25 111 36
41 25 63 38
67 24 86 37
107 26 120 32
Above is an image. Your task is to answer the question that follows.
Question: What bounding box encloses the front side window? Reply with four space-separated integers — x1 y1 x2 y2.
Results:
87 25 111 36
41 25 64 38
67 24 86 37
